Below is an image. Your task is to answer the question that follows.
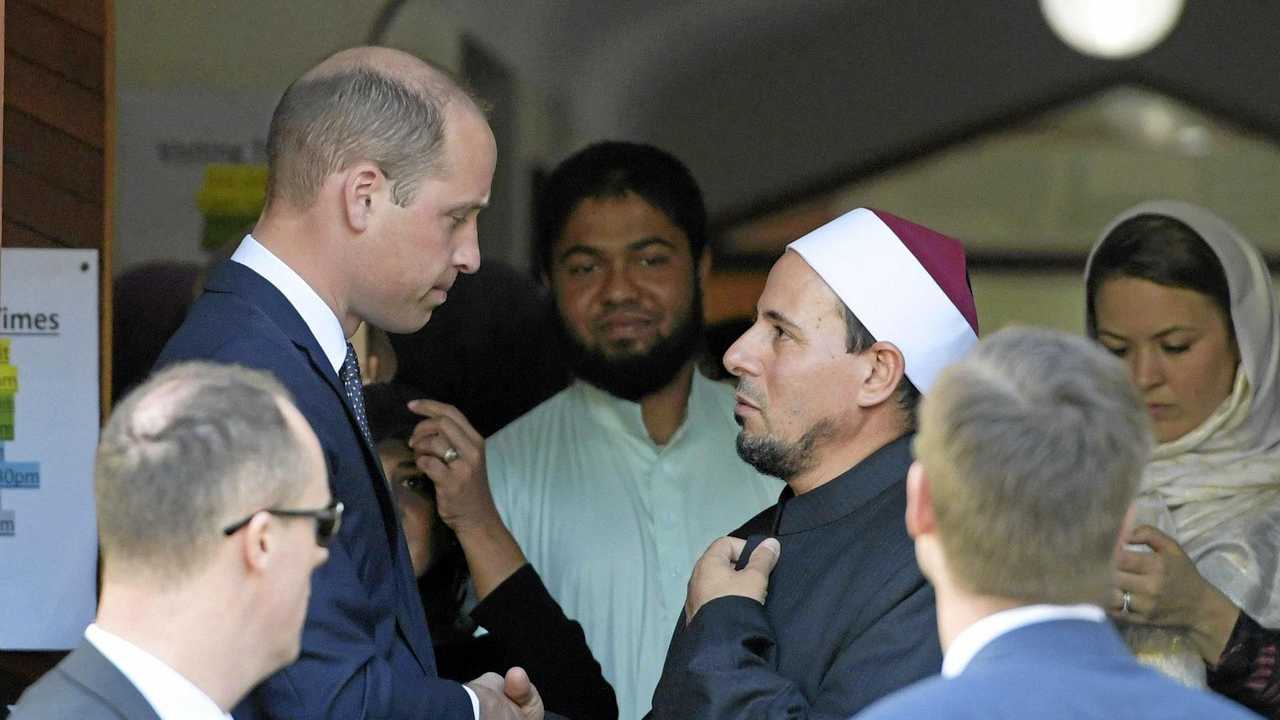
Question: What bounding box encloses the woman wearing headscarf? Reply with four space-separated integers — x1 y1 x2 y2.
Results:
1085 199 1280 716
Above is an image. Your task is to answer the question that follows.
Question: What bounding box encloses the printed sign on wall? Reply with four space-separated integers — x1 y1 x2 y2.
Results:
0 248 100 649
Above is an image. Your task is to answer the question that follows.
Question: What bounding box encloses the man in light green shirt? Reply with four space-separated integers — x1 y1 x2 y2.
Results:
410 142 779 720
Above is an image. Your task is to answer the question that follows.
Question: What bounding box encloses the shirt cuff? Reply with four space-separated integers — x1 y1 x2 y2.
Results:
464 685 480 719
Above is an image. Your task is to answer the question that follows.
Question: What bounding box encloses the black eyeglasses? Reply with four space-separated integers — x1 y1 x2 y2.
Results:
222 499 344 547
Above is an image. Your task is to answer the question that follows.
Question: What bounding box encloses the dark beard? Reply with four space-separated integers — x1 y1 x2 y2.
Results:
735 418 836 480
556 291 704 403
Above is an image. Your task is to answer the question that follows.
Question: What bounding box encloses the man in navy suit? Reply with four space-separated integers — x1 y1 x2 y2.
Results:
855 328 1258 720
157 47 542 720
11 362 334 719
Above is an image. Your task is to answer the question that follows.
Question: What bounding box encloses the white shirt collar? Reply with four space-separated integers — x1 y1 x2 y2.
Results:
230 234 348 372
578 367 713 448
85 623 231 720
941 603 1105 677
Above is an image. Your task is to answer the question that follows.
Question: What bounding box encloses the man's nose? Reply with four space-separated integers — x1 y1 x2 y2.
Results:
454 225 481 275
724 327 762 378
600 264 639 303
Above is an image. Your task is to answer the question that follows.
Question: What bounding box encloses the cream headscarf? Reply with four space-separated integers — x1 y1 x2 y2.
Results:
1086 199 1280 629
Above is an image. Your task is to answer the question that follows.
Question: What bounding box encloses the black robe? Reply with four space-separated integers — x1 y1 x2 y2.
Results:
649 434 941 719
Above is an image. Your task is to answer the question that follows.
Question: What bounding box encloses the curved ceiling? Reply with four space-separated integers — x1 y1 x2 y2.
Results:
514 0 1280 224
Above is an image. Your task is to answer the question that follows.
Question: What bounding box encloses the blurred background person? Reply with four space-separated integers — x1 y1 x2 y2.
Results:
365 382 617 720
110 262 203 403
1086 200 1280 715
389 259 568 437
10 362 335 719
409 141 780 720
855 327 1258 720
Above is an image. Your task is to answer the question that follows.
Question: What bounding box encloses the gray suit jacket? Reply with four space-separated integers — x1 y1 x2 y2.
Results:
8 640 160 720
854 619 1260 719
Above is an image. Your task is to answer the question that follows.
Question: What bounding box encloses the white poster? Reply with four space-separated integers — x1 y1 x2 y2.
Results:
0 248 100 649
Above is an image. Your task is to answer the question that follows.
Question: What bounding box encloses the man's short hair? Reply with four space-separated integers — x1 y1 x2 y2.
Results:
95 362 311 580
535 141 708 274
265 65 459 209
840 299 921 429
915 327 1150 604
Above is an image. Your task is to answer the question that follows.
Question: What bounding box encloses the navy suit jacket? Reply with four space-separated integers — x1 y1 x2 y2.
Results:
8 641 161 720
855 619 1260 720
156 260 472 719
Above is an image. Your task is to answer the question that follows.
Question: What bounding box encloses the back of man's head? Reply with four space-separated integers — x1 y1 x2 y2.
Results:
96 362 309 583
915 326 1151 604
264 46 471 211
536 141 707 274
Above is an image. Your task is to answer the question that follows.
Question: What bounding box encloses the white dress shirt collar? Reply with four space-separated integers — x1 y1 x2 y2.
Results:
941 603 1106 678
230 234 348 372
85 623 231 720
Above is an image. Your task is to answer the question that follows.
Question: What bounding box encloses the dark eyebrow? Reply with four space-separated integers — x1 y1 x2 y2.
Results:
1098 326 1198 342
556 237 678 264
762 309 801 332
556 245 603 264
446 201 488 215
628 237 678 253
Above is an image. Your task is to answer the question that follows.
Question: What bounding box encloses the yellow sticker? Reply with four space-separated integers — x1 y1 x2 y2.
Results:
0 338 9 365
0 366 16 394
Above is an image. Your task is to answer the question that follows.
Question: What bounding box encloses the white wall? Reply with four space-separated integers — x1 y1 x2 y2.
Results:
113 0 564 274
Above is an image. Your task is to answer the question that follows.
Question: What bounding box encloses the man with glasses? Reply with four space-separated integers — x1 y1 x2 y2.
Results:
10 362 335 719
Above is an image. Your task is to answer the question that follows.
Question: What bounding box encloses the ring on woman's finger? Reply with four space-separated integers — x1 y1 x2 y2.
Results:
1121 590 1132 614
442 447 460 464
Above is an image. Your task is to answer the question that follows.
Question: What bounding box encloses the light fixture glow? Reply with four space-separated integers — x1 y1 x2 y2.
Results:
1040 0 1184 60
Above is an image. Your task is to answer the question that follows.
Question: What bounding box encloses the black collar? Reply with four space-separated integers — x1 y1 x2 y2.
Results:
769 433 914 535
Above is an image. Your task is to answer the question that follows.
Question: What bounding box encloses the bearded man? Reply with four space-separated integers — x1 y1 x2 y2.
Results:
409 142 779 720
650 207 979 719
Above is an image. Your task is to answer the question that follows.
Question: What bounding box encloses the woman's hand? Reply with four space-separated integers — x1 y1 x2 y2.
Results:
408 399 526 599
1111 524 1242 664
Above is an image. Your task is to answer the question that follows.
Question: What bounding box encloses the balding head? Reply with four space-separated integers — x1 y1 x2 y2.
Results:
95 362 315 583
264 46 484 210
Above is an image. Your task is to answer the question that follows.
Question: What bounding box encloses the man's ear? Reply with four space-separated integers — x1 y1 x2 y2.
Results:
696 247 712 287
856 341 907 408
905 461 937 541
342 163 383 233
239 512 275 575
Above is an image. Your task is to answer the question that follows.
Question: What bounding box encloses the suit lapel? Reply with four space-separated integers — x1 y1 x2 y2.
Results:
205 263 382 464
60 641 163 720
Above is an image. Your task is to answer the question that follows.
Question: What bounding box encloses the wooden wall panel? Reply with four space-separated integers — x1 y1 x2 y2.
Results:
2 0 107 252
5 0 102 90
19 0 102 37
3 218 57 248
6 54 103 147
4 107 102 200
3 161 101 246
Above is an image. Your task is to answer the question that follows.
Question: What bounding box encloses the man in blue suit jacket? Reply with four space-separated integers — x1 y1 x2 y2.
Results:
157 47 542 720
855 328 1259 720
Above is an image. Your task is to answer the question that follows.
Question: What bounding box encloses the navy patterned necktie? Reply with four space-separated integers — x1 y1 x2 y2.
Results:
340 343 372 445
